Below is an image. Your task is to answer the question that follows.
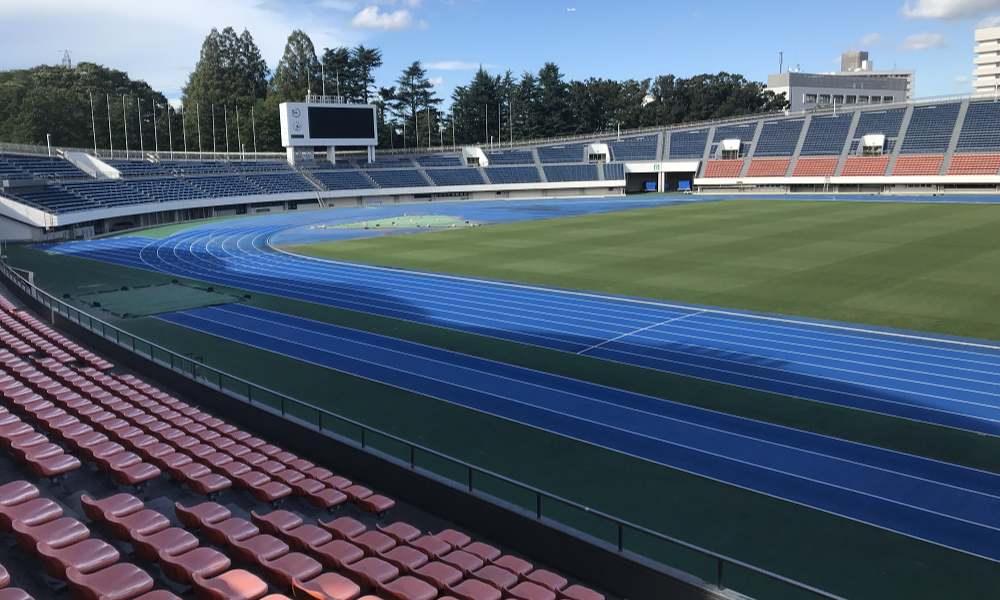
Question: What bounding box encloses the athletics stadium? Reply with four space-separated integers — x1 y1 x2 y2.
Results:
0 59 1000 600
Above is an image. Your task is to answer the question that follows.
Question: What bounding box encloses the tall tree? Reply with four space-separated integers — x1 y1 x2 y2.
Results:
511 72 541 142
386 61 441 148
269 30 321 102
182 27 269 155
450 66 500 145
537 63 574 137
352 45 383 103
320 47 353 100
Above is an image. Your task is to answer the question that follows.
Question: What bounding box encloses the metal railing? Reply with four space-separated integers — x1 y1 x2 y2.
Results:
0 259 846 600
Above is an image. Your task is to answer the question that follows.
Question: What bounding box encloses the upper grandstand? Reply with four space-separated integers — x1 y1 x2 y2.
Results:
3 93 1000 239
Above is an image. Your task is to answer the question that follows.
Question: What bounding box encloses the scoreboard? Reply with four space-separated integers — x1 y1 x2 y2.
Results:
279 102 378 147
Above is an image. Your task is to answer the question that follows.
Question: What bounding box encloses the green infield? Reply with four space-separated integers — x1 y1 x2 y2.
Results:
291 199 1000 342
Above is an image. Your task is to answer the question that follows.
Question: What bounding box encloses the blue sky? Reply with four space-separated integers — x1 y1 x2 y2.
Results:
2 0 999 108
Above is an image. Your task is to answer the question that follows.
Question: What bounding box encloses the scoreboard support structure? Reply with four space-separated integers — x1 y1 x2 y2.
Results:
280 99 378 166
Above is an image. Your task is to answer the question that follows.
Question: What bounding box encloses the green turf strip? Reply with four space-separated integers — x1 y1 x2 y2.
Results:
291 199 1000 342
8 243 1000 597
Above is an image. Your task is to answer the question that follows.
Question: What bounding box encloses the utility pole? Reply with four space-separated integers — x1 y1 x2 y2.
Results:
89 91 97 153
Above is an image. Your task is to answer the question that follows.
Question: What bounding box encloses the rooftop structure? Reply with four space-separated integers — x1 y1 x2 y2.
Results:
974 27 1000 96
768 52 915 112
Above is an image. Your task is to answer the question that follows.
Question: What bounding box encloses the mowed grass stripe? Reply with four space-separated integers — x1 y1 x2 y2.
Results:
292 200 1000 342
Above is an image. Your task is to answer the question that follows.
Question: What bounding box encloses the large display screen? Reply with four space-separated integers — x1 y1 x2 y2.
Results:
279 102 378 147
308 106 376 140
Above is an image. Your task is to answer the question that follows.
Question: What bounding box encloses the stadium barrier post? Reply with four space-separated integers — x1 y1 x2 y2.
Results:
618 523 623 552
717 559 724 590
410 446 415 469
536 493 542 519
468 467 473 492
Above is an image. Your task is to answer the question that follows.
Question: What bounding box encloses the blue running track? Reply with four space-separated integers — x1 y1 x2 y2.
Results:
36 198 1000 437
158 303 1000 561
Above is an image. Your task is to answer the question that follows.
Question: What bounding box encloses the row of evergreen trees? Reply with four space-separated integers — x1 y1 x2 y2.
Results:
0 28 788 154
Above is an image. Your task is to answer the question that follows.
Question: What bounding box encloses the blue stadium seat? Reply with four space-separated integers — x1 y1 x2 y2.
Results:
62 180 156 207
901 103 960 154
0 160 30 181
2 185 98 213
483 166 541 184
799 114 853 156
754 120 804 156
229 161 292 172
124 178 207 202
245 173 315 194
603 163 625 180
486 151 535 165
713 123 757 143
312 171 377 191
537 146 584 163
608 136 658 161
543 164 599 182
105 161 170 177
956 101 1000 152
161 162 232 175
425 169 485 186
365 169 430 188
669 130 709 159
359 158 415 169
3 156 89 179
416 156 463 167
186 175 266 197
854 108 905 138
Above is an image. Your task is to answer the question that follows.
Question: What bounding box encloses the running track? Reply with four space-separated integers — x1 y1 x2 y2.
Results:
158 303 1000 561
36 199 1000 437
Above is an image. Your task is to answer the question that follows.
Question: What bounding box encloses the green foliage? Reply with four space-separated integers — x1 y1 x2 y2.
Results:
383 61 442 149
269 30 321 103
0 62 168 151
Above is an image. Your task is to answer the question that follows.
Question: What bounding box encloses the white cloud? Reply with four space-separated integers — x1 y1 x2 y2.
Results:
350 6 420 30
901 0 1000 20
428 76 445 85
902 32 947 50
857 32 882 46
425 61 496 70
978 14 1000 26
0 0 357 97
955 75 970 82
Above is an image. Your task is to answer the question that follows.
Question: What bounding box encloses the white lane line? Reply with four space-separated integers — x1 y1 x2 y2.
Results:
577 311 706 355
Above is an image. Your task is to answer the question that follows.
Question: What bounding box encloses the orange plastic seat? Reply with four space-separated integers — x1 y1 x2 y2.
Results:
292 572 361 600
249 481 292 505
378 576 436 600
559 586 603 600
202 517 259 546
440 550 484 577
472 565 518 592
435 529 471 550
0 497 63 530
463 542 500 563
158 547 232 585
131 527 200 562
186 472 232 497
356 495 394 517
191 568 269 600
451 579 503 600
66 563 154 600
175 501 230 529
104 509 170 542
509 582 555 600
342 556 399 590
318 517 364 540
493 555 532 577
407 536 451 560
380 545 428 575
280 524 332 553
250 509 302 536
258 552 322 590
352 531 394 556
311 539 364 571
413 561 462 590
27 453 82 479
377 522 420 545
37 538 120 579
526 570 567 593
229 534 290 567
111 462 161 487
80 493 143 525
12 517 89 553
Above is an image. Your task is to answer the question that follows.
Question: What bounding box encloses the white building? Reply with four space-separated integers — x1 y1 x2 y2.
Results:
973 27 1000 96
767 52 914 112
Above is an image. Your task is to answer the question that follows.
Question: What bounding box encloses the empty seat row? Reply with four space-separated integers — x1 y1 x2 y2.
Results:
313 171 378 191
840 156 889 177
542 165 598 183
602 163 624 181
485 151 534 165
701 160 743 178
537 147 583 164
0 399 80 479
1 156 89 179
791 157 838 177
125 178 207 203
483 167 540 185
945 153 1000 176
607 136 657 161
416 157 462 168
424 169 484 187
901 103 960 154
668 129 709 159
745 158 790 178
799 114 852 156
6 310 114 370
892 155 943 176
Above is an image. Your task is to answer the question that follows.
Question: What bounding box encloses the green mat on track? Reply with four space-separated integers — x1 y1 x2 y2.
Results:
69 282 247 318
